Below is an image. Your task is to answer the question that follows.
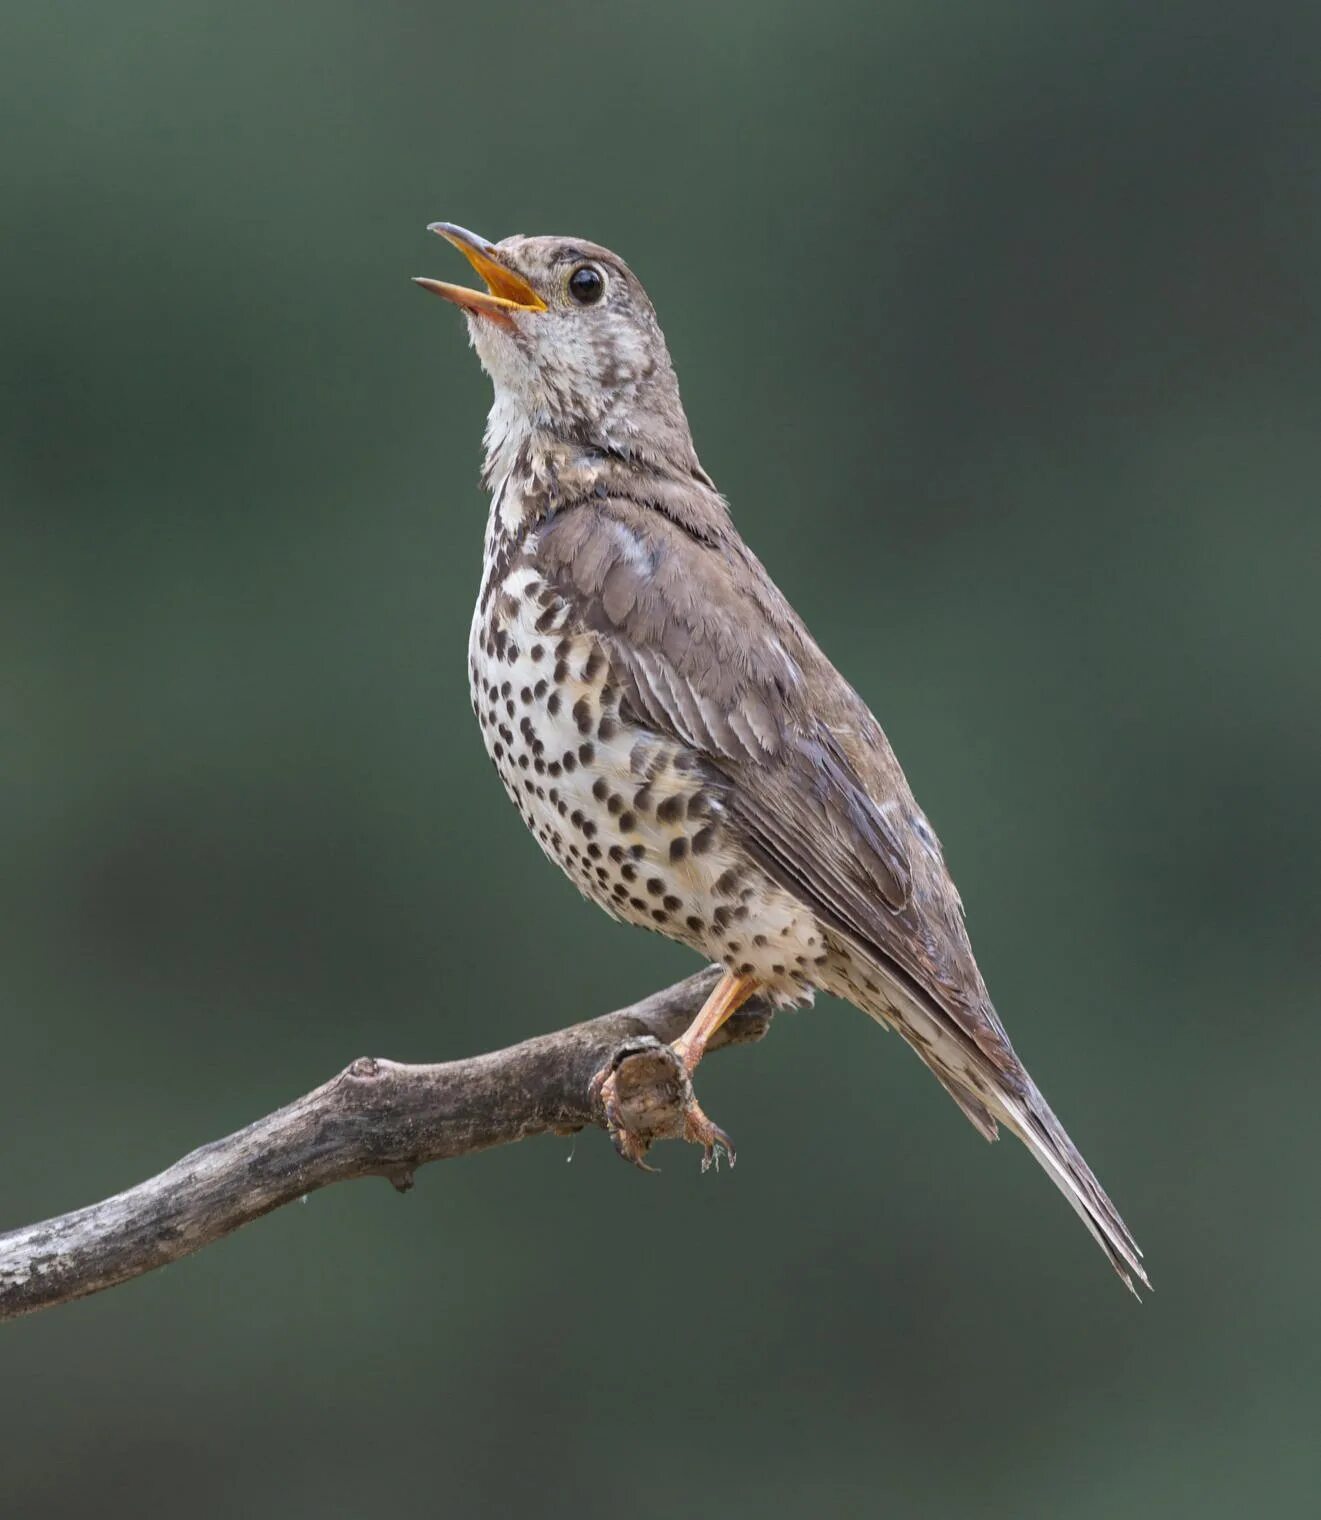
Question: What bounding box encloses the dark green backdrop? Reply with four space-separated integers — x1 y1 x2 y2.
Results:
4 2 1319 1515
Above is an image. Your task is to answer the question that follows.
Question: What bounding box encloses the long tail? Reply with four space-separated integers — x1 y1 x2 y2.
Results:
855 982 1149 1295
995 1081 1149 1297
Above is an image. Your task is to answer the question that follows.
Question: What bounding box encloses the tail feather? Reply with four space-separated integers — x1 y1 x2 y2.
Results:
998 1083 1150 1297
856 988 1149 1294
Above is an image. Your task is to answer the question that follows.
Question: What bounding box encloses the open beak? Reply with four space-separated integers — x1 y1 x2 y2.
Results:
413 223 547 323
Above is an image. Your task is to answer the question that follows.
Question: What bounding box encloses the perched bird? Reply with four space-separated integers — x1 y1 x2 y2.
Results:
415 224 1148 1294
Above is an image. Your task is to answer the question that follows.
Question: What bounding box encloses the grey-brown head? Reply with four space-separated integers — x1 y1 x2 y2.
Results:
415 224 698 472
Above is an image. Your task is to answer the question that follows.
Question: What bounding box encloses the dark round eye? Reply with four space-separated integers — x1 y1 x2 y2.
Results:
568 264 606 305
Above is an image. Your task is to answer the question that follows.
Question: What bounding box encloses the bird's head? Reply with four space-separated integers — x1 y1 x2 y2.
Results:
415 224 695 469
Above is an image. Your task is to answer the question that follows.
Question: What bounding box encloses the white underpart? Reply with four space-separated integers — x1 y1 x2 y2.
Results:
468 490 825 1006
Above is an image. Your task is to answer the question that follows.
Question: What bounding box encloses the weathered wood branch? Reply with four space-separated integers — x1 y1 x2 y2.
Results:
0 968 772 1324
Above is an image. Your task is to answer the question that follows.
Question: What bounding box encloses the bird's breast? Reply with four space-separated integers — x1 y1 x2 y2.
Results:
466 543 827 1005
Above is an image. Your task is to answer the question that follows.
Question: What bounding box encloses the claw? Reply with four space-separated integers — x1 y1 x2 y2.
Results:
590 1065 660 1172
685 1102 736 1172
589 1040 735 1173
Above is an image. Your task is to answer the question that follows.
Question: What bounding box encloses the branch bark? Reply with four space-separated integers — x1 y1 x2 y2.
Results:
0 968 772 1323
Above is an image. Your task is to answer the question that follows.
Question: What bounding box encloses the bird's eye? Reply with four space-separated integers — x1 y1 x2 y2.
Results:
567 264 606 305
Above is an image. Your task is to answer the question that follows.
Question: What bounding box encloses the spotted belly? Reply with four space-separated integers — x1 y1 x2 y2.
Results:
467 565 824 1006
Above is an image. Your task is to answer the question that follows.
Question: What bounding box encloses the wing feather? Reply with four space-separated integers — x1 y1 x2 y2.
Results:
536 495 1015 1075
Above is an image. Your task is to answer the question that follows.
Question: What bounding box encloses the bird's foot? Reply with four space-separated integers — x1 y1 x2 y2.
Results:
589 1035 735 1172
591 1057 660 1172
682 1098 736 1172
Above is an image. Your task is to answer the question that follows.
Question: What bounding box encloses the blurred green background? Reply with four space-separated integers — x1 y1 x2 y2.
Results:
3 1 1319 1515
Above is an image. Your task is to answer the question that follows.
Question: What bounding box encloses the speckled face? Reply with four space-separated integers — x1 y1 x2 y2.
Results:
463 235 665 408
416 226 695 465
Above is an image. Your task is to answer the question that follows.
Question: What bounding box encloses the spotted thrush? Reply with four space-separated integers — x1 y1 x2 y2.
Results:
415 224 1147 1293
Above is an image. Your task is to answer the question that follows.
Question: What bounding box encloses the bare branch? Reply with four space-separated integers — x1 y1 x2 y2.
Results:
0 969 772 1323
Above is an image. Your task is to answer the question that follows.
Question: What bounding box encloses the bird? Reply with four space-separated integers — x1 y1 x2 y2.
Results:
414 222 1148 1294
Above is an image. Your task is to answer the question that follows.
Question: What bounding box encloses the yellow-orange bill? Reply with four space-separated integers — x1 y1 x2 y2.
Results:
414 222 546 318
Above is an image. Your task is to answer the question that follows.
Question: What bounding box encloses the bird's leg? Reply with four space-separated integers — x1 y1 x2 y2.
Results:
671 971 758 1168
672 971 759 1074
594 971 759 1171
